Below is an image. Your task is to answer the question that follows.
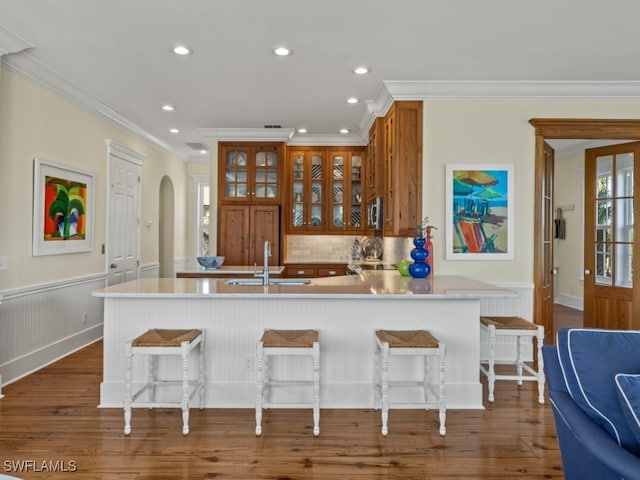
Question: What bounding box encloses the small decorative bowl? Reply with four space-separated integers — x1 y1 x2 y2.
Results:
197 256 225 269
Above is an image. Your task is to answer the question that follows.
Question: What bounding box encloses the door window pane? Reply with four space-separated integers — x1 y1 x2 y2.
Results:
596 155 613 198
616 153 634 197
615 243 633 288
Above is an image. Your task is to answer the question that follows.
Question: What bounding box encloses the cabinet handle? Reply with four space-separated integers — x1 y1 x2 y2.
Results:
297 270 306 275
328 270 337 276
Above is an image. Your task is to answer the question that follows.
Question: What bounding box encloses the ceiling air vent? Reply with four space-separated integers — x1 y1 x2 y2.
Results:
263 125 282 129
186 142 208 151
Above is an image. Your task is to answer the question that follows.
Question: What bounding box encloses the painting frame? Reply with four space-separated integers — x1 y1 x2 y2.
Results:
32 158 95 256
445 163 514 260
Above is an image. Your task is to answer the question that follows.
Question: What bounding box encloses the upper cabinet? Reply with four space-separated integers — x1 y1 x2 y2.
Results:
288 149 325 233
328 150 364 232
286 147 366 234
366 117 384 200
382 101 423 237
219 143 283 203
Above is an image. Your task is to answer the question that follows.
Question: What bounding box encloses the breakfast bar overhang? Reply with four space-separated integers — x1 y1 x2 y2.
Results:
93 272 518 409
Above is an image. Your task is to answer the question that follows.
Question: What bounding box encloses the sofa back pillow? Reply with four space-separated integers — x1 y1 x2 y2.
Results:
615 374 640 446
556 327 640 454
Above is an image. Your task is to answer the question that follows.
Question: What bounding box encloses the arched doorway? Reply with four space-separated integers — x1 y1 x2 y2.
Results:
159 175 175 278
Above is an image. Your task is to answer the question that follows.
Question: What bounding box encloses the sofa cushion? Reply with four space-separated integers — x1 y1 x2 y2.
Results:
615 374 640 446
556 327 640 454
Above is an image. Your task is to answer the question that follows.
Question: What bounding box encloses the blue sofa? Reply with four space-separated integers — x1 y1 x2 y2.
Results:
543 330 640 480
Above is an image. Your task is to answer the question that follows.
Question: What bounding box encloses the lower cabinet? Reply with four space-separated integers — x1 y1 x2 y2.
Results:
218 204 280 266
284 263 347 278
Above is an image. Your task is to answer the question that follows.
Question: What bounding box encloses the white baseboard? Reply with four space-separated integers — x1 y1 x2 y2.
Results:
554 294 583 311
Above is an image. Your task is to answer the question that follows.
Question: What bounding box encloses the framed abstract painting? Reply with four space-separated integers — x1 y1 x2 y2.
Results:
445 164 514 260
32 158 95 256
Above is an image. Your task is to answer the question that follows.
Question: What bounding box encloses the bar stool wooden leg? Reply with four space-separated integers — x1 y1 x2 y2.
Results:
487 324 497 403
312 341 320 436
380 341 390 436
255 341 264 436
438 343 447 435
124 341 133 435
181 341 191 435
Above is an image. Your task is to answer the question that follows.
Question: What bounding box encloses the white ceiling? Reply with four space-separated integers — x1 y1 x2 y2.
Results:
2 0 640 161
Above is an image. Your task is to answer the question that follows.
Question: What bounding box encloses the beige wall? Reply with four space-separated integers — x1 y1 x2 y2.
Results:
422 99 640 283
0 67 187 291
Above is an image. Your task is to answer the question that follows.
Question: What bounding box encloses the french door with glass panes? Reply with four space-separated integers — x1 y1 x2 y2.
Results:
584 142 640 330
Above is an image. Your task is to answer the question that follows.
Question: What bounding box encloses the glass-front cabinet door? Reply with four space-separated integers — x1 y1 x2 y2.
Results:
220 143 281 203
329 150 364 232
289 150 324 232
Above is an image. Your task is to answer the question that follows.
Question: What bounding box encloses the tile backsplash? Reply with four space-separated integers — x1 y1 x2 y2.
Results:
285 235 414 264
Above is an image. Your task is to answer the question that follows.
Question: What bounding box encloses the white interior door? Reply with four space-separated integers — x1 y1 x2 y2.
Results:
107 141 143 286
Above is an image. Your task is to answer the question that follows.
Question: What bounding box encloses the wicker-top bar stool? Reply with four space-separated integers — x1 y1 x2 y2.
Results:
480 316 545 404
124 328 205 435
374 329 446 436
256 329 320 436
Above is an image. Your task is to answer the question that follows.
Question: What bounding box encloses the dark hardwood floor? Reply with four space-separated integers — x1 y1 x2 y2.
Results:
0 325 570 479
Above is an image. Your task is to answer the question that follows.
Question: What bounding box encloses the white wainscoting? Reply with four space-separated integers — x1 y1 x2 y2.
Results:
479 282 535 362
0 274 106 387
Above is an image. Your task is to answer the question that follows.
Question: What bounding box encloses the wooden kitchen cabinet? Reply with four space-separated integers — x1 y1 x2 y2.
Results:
284 263 347 278
383 101 423 237
217 204 280 266
328 149 365 233
366 117 384 200
286 147 366 235
288 149 326 233
219 142 283 203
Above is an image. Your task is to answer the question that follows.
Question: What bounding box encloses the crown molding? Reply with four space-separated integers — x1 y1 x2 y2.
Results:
384 80 640 99
0 24 32 56
198 128 295 142
2 50 185 160
288 133 367 147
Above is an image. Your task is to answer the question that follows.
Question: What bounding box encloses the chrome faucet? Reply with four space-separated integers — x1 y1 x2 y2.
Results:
254 240 272 285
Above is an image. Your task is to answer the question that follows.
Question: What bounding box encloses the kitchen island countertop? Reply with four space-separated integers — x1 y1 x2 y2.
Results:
94 271 517 299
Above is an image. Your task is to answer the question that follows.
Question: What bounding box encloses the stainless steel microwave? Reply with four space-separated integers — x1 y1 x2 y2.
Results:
367 196 383 230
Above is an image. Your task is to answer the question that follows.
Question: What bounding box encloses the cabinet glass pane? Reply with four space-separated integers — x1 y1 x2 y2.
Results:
293 155 304 179
333 181 343 203
311 205 322 227
332 155 344 180
292 181 303 202
332 205 344 227
311 155 323 179
292 204 304 228
351 155 362 180
312 182 322 204
351 206 362 228
266 151 277 167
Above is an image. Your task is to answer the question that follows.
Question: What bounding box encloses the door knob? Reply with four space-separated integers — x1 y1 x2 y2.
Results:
110 263 117 269
584 269 591 275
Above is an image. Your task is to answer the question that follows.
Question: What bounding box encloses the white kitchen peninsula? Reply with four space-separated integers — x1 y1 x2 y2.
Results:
93 272 518 409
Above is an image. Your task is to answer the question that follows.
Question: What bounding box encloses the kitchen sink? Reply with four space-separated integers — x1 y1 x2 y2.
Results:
225 278 311 286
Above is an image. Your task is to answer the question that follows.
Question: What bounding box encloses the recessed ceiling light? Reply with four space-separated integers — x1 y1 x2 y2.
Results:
162 104 175 111
340 128 350 134
353 66 370 75
297 128 308 134
273 46 292 56
173 45 192 55
347 97 359 104
200 149 208 154
169 128 179 133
